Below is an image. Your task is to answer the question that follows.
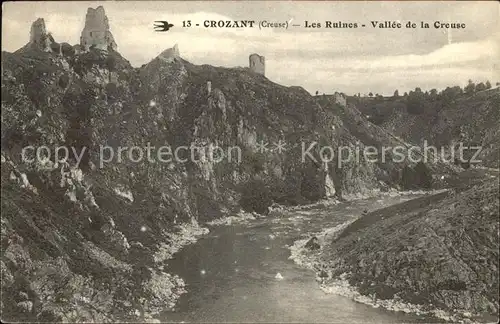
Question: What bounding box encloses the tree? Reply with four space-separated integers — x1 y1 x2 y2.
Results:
441 86 462 105
394 90 399 97
406 88 425 114
315 90 319 95
401 165 415 190
429 88 438 100
240 179 272 215
401 162 432 189
414 161 432 189
464 79 475 95
485 80 492 89
475 82 487 92
368 92 373 97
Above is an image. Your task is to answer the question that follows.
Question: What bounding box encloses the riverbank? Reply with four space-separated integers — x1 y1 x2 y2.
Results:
289 179 499 323
162 193 441 323
206 188 448 228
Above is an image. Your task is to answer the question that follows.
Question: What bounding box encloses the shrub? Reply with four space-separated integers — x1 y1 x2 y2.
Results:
240 148 266 174
105 83 118 98
414 161 432 189
401 162 432 190
105 55 117 72
239 179 272 214
406 88 425 114
58 74 70 89
401 165 416 190
464 79 475 95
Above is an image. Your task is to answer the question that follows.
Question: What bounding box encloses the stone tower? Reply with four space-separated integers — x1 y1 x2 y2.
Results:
249 53 265 75
80 6 117 51
28 18 52 52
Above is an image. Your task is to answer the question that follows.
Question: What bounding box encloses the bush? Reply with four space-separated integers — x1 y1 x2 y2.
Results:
240 148 266 174
300 165 325 201
239 179 272 215
475 82 487 92
406 89 425 114
464 80 475 95
105 83 118 97
58 74 70 89
105 55 117 72
401 165 416 190
401 162 432 190
414 161 432 189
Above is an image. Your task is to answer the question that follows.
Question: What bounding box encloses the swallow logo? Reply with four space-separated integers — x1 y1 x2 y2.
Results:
154 21 174 32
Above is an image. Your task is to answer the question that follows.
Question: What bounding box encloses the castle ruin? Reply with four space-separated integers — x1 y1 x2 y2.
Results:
249 53 265 75
80 6 117 51
28 18 53 52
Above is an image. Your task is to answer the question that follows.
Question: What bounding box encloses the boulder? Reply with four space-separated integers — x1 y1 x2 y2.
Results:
305 236 320 250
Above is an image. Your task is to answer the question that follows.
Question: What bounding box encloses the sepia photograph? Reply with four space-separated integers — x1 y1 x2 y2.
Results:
1 0 499 323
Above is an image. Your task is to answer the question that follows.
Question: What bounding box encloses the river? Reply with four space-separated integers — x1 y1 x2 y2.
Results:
162 194 443 323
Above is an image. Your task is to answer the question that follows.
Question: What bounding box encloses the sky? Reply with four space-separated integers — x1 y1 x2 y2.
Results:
2 1 499 95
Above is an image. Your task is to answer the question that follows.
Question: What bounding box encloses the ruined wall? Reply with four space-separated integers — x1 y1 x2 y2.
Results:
249 53 265 75
80 6 117 51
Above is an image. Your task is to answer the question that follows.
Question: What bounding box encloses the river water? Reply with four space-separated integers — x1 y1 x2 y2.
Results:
162 195 441 323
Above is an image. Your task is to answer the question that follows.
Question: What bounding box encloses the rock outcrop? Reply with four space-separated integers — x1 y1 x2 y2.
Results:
249 53 265 75
80 6 117 51
158 44 180 62
30 18 53 51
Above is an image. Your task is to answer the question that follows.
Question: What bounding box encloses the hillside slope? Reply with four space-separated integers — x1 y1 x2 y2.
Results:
351 89 500 168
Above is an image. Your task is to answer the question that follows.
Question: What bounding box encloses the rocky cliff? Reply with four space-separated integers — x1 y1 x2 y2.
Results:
1 7 451 322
